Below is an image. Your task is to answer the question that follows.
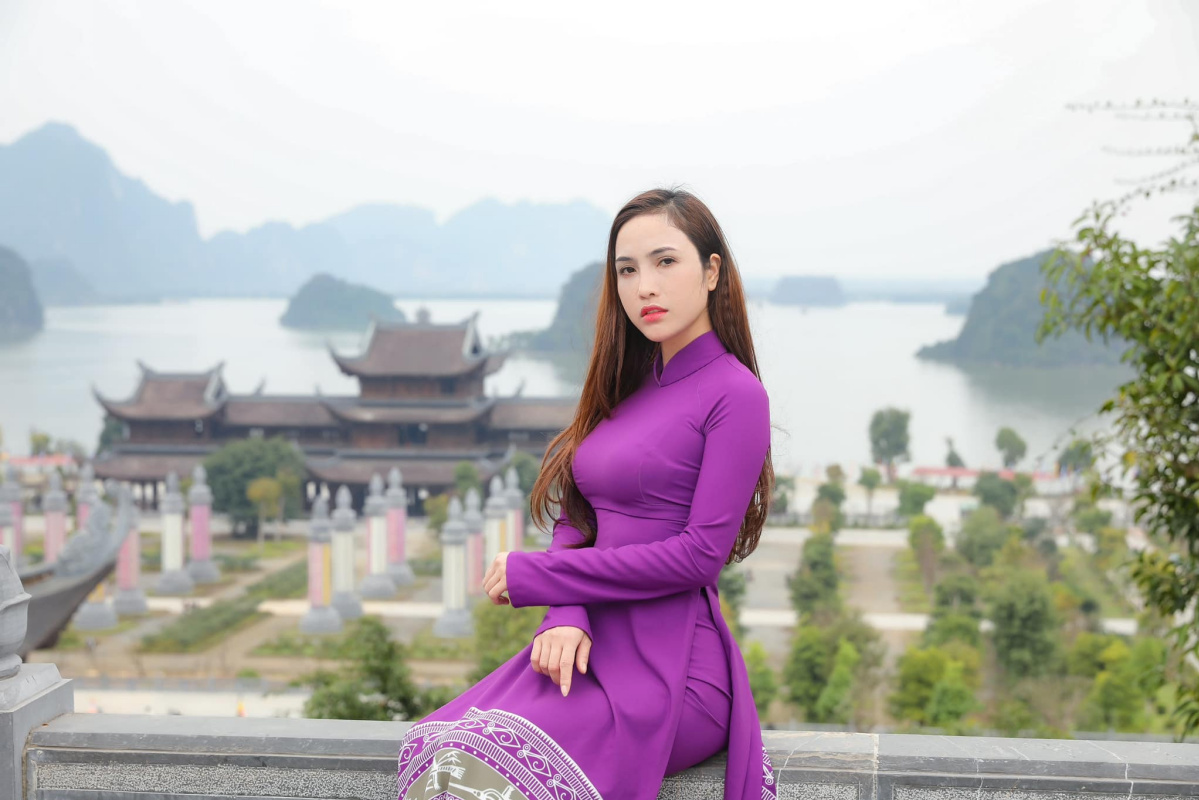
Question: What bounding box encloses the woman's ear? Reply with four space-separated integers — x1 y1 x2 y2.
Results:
706 254 721 290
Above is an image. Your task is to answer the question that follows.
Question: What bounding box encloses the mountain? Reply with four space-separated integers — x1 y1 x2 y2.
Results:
279 273 406 331
917 250 1125 368
524 261 603 355
0 247 45 341
772 275 847 307
30 257 102 306
0 122 611 300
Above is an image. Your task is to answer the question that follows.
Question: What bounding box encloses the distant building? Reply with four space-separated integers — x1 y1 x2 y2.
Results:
93 313 577 511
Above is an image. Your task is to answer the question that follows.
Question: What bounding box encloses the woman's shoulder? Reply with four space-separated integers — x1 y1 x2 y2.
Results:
695 353 770 419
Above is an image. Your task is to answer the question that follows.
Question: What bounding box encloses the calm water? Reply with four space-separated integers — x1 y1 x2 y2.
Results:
0 297 1128 474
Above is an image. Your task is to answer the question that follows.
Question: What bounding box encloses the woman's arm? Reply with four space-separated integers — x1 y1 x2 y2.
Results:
530 510 594 641
506 376 769 608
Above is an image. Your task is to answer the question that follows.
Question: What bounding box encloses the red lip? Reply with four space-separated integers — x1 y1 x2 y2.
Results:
641 305 666 317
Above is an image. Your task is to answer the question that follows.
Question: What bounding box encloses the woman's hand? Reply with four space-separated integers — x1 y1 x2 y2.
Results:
531 625 592 697
483 552 511 605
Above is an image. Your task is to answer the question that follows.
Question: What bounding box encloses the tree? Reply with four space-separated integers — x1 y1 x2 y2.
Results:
1037 191 1199 732
825 464 846 485
744 641 778 717
301 617 437 721
454 461 482 497
719 564 748 641
1056 438 1094 475
815 481 846 510
995 427 1027 469
508 450 541 495
246 476 282 547
1080 640 1144 731
988 570 1059 679
889 646 950 725
857 468 881 517
424 493 450 536
470 597 543 683
787 533 840 616
973 472 1019 519
945 437 965 469
204 437 307 533
956 506 1011 569
925 660 978 730
869 408 910 482
29 429 50 456
784 625 831 716
896 480 935 517
96 417 124 456
814 639 859 724
907 515 945 595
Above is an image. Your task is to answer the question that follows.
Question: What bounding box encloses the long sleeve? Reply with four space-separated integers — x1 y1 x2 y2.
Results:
507 375 769 608
530 511 594 641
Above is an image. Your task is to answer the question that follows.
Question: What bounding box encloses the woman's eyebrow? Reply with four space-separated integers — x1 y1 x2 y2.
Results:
615 246 678 263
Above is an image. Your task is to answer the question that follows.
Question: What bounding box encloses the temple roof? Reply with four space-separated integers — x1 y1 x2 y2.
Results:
328 313 508 378
93 448 213 482
305 451 501 487
321 397 498 425
488 397 577 431
222 396 341 428
93 362 227 421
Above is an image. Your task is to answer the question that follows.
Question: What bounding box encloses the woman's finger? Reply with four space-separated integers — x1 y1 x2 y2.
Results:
560 641 576 696
576 635 591 675
530 635 543 674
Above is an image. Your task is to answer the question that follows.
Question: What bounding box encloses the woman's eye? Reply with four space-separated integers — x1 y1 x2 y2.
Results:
618 266 634 275
660 257 675 266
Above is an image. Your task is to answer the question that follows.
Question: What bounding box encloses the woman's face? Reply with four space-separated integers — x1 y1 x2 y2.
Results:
613 212 720 350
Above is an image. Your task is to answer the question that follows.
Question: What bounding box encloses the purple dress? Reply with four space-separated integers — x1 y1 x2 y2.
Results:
397 329 776 799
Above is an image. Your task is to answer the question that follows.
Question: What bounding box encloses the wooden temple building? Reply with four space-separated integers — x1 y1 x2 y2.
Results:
92 313 576 512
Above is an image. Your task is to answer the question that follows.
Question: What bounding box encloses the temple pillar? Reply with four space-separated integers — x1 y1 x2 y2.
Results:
484 475 508 566
385 468 415 586
155 473 194 596
359 474 396 598
463 487 485 598
1 466 22 566
300 496 341 634
186 465 221 584
113 485 147 616
330 486 362 620
504 466 525 553
433 497 472 638
73 509 119 631
42 473 68 565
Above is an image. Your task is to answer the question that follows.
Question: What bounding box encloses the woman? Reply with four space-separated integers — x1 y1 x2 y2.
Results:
397 188 776 799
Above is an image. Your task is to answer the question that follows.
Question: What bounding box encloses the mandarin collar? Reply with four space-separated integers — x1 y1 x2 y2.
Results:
651 329 729 387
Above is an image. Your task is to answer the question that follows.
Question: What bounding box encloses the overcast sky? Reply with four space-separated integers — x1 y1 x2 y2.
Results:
2 0 1197 280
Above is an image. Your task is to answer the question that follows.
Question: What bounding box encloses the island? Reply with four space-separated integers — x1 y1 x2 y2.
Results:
521 261 602 354
916 250 1125 368
771 275 847 307
279 273 406 331
0 246 45 341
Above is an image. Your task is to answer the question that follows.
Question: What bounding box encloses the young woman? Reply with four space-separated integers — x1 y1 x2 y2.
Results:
397 188 776 799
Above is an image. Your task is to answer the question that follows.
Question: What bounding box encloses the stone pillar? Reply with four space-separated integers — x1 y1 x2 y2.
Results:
330 486 362 620
484 475 508 567
359 474 397 599
74 462 96 533
42 472 68 565
0 543 74 800
0 506 11 571
385 467 415 586
155 472 194 596
504 466 525 553
114 485 148 616
300 496 342 634
433 497 472 638
0 466 22 566
72 509 119 631
186 465 221 584
463 487 485 598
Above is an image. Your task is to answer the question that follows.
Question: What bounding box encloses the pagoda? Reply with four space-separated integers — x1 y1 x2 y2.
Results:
92 311 576 511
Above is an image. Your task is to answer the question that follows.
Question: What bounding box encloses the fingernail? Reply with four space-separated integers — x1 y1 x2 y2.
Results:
581 663 587 674
561 684 568 697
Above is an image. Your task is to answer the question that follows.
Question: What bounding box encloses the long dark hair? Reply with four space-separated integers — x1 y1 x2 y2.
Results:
529 187 774 564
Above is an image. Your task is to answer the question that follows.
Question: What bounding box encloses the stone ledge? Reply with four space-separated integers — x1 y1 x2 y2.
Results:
23 714 1199 799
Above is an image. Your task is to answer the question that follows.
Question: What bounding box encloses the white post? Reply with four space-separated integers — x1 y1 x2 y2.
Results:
484 475 507 567
385 467 415 586
359 474 397 598
330 485 363 620
300 496 342 634
433 496 472 638
463 486 485 598
155 472 193 596
504 466 525 553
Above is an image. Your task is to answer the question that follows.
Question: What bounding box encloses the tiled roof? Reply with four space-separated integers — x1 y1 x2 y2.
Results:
222 397 341 427
94 362 227 421
488 398 577 431
322 398 496 425
329 315 506 377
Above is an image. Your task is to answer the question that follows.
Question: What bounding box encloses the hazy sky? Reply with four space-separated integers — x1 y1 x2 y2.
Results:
2 0 1197 279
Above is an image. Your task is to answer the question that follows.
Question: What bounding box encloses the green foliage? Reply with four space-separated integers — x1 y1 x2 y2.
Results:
1072 502 1113 536
719 565 748 641
300 617 435 721
925 660 979 730
203 437 307 525
424 494 450 536
470 599 544 683
1056 438 1094 474
96 417 124 456
857 468 882 494
924 612 982 649
1066 632 1120 678
995 427 1027 468
787 533 840 616
889 646 951 724
814 639 859 723
973 472 1019 519
744 641 778 717
896 480 936 517
508 451 541 495
454 462 482 497
784 609 883 723
783 625 831 715
945 437 965 468
1079 640 1144 731
988 570 1059 679
816 481 846 508
956 506 1011 568
907 515 945 595
869 408 910 478
1038 200 1199 734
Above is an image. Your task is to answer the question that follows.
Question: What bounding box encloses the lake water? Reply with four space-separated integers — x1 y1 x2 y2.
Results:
0 297 1128 475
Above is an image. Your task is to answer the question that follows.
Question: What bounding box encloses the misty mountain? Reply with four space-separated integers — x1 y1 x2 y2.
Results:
279 273 407 331
30 257 103 306
772 275 847 307
0 247 45 341
0 122 610 300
